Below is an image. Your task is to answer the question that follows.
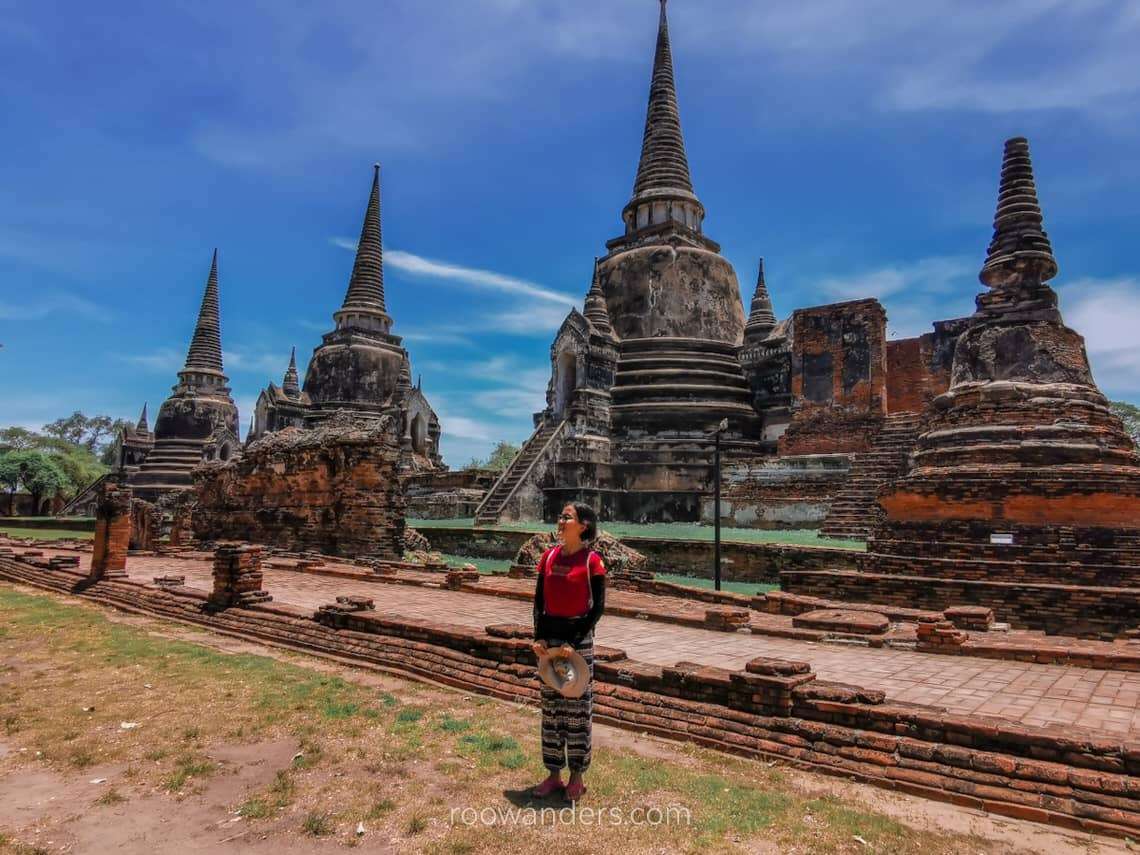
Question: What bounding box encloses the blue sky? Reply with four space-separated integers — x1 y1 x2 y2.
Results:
2 0 1139 466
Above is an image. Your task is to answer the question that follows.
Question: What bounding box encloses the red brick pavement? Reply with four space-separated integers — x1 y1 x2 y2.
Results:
88 552 1140 739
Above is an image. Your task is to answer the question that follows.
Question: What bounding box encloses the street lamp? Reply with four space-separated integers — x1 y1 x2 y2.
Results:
710 417 729 591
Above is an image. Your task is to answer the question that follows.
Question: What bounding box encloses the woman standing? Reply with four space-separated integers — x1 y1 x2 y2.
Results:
530 502 607 802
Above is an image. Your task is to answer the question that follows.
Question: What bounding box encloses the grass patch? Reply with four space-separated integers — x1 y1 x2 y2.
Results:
301 811 334 836
0 583 997 854
0 527 94 541
364 798 396 820
162 755 215 792
410 518 866 550
238 797 272 819
654 573 780 597
440 554 512 575
437 714 472 733
94 788 127 806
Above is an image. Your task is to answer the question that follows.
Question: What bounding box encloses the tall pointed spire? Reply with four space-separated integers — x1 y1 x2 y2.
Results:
182 249 225 376
282 346 300 399
335 164 389 329
980 137 1057 287
136 402 149 433
619 0 705 239
744 258 776 337
632 0 693 199
583 258 615 338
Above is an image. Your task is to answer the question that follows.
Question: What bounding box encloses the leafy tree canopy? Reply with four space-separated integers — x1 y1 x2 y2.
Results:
0 449 70 511
0 410 128 501
463 440 521 472
43 412 120 452
1110 400 1140 444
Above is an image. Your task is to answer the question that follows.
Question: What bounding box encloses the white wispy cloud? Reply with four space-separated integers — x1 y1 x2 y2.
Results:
119 348 183 372
168 0 1140 175
331 239 576 308
814 256 977 339
1059 276 1140 398
224 348 291 375
818 256 974 302
0 292 112 323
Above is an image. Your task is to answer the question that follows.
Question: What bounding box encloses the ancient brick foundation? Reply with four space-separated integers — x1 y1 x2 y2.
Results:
2 554 1139 838
703 455 850 529
192 420 405 559
402 468 493 519
781 569 1140 638
209 543 272 608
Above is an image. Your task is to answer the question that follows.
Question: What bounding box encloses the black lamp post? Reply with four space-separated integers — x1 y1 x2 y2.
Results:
711 417 728 591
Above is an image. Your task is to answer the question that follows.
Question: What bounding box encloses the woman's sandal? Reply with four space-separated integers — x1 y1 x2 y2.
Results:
532 776 564 798
565 779 587 802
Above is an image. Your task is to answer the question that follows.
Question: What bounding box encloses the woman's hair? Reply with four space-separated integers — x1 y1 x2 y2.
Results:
571 502 598 542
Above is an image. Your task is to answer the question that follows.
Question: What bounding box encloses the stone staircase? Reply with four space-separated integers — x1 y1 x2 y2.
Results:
59 472 114 516
473 420 566 526
128 438 208 501
819 412 921 541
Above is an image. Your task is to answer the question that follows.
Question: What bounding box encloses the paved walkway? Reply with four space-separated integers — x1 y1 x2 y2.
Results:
101 553 1140 739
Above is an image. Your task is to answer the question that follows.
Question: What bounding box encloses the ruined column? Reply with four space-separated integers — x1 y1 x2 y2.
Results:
89 476 132 581
208 543 271 608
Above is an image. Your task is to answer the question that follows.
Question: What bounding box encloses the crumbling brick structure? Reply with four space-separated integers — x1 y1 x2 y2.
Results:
89 476 131 581
789 138 1140 635
129 498 163 551
779 299 888 456
208 543 271 608
192 417 406 559
885 319 967 414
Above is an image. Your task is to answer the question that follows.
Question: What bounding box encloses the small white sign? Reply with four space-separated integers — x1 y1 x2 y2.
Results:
990 533 1014 545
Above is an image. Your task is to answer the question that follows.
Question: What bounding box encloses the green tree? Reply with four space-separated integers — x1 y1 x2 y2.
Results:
1111 401 1140 444
43 411 118 452
0 450 70 516
463 441 521 472
0 415 116 500
0 427 39 452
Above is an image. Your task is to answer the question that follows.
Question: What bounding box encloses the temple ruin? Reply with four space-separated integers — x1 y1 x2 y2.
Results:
475 1 969 529
250 165 443 473
123 250 241 502
784 137 1140 635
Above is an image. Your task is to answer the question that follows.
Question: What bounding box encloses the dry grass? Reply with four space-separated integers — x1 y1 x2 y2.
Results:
0 585 999 854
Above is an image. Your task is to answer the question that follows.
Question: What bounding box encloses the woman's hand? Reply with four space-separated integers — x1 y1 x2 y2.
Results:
530 640 548 659
558 643 574 657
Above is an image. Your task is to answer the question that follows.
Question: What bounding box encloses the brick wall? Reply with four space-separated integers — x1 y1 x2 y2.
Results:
780 300 887 455
192 422 405 559
782 569 1140 636
885 318 967 414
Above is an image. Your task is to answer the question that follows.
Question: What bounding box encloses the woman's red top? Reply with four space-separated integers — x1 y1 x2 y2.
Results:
538 545 606 617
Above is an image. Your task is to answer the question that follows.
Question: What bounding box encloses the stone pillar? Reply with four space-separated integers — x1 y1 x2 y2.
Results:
89 477 131 581
208 544 271 608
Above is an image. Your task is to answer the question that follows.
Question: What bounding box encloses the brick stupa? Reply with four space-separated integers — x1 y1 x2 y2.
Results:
128 250 240 501
786 137 1140 636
